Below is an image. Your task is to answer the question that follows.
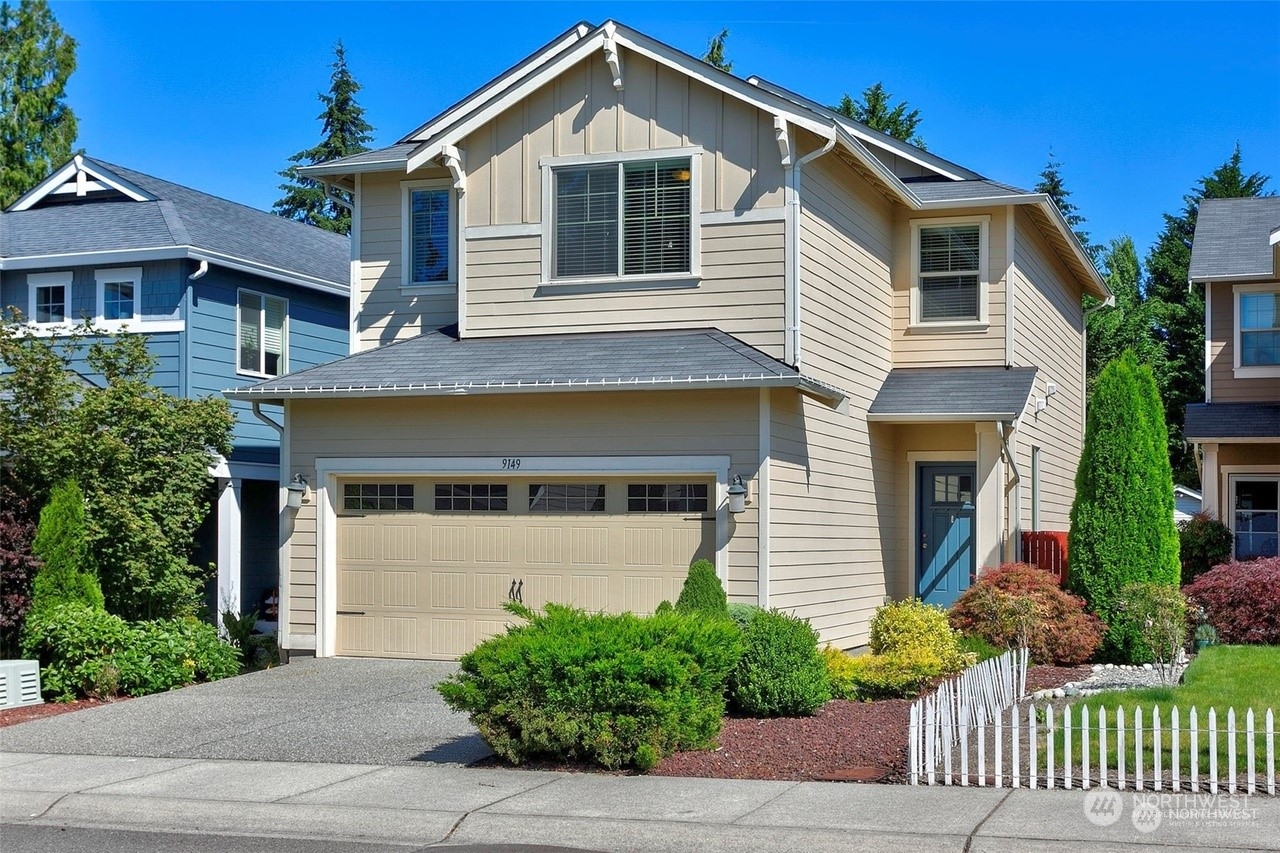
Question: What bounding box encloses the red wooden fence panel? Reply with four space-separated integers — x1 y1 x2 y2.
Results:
1021 530 1069 586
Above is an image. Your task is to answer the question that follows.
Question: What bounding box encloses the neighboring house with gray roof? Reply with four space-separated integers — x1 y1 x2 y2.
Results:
1 155 350 624
1185 196 1280 562
228 20 1107 661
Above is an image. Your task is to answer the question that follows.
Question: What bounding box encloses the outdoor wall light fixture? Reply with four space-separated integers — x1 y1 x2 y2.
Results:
727 475 748 514
285 474 311 509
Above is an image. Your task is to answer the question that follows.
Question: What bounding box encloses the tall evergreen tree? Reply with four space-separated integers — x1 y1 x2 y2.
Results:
1034 154 1100 263
273 41 373 235
1145 145 1271 485
702 28 731 72
1068 352 1180 662
1087 236 1163 393
0 0 78 208
832 83 925 149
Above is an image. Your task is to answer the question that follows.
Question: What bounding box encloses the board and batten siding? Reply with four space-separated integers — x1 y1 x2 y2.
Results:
283 390 761 645
891 205 1010 367
763 154 897 649
1012 206 1086 533
1208 279 1280 403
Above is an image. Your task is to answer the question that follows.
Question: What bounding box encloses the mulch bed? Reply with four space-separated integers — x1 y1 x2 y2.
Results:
0 696 129 728
1023 664 1093 694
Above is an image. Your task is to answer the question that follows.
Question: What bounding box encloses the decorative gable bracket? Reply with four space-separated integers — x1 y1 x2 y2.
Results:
774 117 791 167
602 22 624 90
440 145 465 192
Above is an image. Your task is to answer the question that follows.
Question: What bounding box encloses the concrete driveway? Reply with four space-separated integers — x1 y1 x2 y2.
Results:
0 657 491 766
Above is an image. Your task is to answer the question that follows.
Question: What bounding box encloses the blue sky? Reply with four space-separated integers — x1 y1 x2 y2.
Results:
51 1 1278 263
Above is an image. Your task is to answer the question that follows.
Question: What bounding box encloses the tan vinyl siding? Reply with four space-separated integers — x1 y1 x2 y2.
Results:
284 390 761 639
465 219 785 356
1012 206 1086 532
765 155 896 649
1208 279 1280 402
891 205 1009 366
355 170 459 350
1219 443 1280 467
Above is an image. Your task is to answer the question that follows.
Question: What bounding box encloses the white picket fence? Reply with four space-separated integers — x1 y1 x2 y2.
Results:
908 647 1029 786
911 677 1278 794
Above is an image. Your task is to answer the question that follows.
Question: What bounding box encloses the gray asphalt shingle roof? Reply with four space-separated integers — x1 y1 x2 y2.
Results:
868 366 1038 420
905 179 1032 202
1 159 349 292
226 326 845 403
1185 402 1280 440
301 143 416 173
1189 197 1280 281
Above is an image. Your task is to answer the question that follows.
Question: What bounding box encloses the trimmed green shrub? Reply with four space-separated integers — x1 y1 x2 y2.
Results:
1178 512 1234 586
653 600 674 615
30 481 103 612
821 645 859 700
1068 352 1180 661
869 598 965 670
1185 558 1280 645
729 609 830 716
727 602 762 631
20 604 239 701
948 563 1105 665
841 648 947 700
675 559 727 616
436 602 741 771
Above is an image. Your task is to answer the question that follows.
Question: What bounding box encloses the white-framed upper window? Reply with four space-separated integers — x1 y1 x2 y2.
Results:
237 289 287 378
27 271 71 326
541 148 700 285
1230 476 1278 560
401 179 456 288
1234 283 1280 377
95 267 142 328
909 215 990 327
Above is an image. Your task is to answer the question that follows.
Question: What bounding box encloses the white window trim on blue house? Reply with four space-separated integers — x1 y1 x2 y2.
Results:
92 267 183 333
26 270 71 327
237 288 289 379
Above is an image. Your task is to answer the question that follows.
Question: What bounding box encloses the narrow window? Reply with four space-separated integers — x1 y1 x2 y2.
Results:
1239 290 1280 367
554 166 618 278
408 187 453 284
1031 446 1042 531
238 290 287 377
918 223 981 322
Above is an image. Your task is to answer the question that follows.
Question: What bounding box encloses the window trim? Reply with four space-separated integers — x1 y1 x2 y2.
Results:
1227 473 1280 561
539 147 702 287
94 266 143 331
27 270 72 327
1232 282 1280 378
400 178 457 291
235 288 289 379
908 215 991 330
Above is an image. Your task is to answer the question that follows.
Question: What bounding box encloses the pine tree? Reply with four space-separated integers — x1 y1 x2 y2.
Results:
832 83 925 149
1145 145 1271 485
1087 237 1163 393
1068 352 1180 662
702 29 732 72
1034 154 1100 263
273 41 373 235
0 0 78 208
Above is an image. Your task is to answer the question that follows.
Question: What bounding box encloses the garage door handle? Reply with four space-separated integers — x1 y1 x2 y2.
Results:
508 579 523 603
508 580 517 601
337 610 366 616
515 579 523 603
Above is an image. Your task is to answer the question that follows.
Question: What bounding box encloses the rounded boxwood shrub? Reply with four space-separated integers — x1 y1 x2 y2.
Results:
1178 512 1234 586
675 559 727 617
727 602 762 631
949 563 1104 665
437 602 741 771
1184 558 1280 645
729 609 830 717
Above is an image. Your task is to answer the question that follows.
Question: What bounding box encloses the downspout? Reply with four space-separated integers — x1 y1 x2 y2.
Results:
188 260 209 280
784 124 836 368
252 402 283 435
1000 421 1022 562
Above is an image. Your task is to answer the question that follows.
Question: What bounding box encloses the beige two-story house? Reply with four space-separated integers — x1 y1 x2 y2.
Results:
227 21 1107 660
1186 197 1280 561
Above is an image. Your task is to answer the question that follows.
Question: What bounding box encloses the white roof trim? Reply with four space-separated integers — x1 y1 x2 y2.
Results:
866 412 1018 423
298 152 412 177
8 155 155 211
1191 272 1278 284
1270 226 1280 246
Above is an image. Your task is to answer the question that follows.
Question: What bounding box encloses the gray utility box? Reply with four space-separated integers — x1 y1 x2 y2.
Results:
0 660 43 708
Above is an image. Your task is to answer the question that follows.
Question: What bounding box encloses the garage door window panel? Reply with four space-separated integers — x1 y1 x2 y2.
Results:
343 483 414 512
627 483 709 513
435 483 508 512
528 483 606 513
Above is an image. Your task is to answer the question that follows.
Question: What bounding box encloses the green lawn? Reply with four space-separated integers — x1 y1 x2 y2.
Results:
1050 646 1279 779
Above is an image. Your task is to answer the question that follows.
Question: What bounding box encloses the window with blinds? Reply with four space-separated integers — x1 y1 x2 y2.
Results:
237 290 287 376
409 187 452 284
918 224 981 322
553 157 691 279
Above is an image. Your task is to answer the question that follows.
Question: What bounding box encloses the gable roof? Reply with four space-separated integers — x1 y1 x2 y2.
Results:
1 156 350 296
298 19 1106 301
225 326 846 406
867 367 1038 422
1189 197 1280 282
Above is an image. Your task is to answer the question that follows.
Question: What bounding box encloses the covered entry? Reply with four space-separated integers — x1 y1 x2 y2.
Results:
334 476 715 659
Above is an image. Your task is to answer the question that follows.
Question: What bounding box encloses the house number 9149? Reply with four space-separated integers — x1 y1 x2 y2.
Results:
501 458 523 470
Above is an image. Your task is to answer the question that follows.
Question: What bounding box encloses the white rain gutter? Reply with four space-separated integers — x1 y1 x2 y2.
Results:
784 125 837 367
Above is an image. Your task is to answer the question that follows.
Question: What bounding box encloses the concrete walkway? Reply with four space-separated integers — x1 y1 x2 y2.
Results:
2 751 1277 852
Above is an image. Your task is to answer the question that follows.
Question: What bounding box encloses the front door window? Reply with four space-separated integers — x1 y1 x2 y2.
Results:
917 464 976 607
1234 479 1278 560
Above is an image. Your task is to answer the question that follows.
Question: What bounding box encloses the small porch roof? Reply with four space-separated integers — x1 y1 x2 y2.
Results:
867 366 1038 423
225 326 847 407
1185 402 1280 442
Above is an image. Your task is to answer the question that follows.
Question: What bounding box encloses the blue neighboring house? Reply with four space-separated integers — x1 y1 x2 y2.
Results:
0 155 350 623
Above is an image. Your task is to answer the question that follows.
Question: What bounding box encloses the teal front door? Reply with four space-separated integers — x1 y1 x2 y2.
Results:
917 464 976 607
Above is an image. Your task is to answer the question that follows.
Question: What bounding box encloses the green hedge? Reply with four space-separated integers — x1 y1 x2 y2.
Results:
436 603 742 771
729 609 830 716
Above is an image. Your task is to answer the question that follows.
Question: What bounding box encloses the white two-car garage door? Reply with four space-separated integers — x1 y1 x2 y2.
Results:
335 477 716 659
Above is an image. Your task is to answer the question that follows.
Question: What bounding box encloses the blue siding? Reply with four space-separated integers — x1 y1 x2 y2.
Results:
189 266 347 465
0 260 183 325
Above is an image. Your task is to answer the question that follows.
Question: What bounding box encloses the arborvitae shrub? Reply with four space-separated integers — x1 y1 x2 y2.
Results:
949 563 1104 665
729 609 830 716
1184 558 1280 645
1177 512 1234 586
30 481 103 612
1068 352 1180 661
675 559 727 616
